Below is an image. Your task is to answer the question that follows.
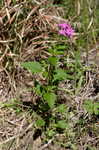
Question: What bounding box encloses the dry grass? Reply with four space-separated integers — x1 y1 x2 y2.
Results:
0 0 67 102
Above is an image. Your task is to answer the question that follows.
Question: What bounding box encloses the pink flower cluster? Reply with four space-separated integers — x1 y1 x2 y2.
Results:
58 23 74 38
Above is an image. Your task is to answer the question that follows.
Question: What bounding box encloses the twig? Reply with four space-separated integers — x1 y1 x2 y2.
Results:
0 39 15 43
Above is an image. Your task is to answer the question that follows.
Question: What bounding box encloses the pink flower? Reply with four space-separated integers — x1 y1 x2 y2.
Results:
58 23 74 38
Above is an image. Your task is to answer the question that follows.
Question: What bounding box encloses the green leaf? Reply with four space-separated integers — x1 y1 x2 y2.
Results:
48 45 65 55
48 48 64 55
33 84 42 96
57 104 66 113
53 69 67 81
56 45 66 50
94 102 99 115
48 56 58 66
43 92 56 108
21 61 42 73
56 120 68 129
47 130 55 137
36 118 45 127
84 100 99 115
46 85 56 91
84 101 94 114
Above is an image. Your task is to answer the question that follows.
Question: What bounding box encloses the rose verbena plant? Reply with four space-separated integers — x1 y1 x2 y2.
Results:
21 22 75 107
21 22 76 130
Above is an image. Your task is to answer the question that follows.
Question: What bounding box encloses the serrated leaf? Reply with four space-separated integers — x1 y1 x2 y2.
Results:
21 61 42 73
43 92 56 108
